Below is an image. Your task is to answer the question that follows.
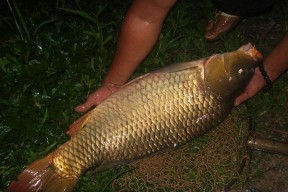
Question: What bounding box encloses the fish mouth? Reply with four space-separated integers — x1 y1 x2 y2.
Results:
241 43 263 62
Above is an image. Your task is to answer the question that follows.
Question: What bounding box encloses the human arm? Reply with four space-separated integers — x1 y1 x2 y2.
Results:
75 0 177 113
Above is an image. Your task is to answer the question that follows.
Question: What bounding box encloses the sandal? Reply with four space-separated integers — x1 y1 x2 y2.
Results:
205 11 242 41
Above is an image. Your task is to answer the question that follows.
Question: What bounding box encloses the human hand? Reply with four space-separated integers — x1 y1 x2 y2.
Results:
235 34 288 106
234 68 266 106
75 83 120 113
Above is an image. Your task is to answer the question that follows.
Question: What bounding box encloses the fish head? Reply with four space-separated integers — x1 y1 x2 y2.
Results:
204 43 263 99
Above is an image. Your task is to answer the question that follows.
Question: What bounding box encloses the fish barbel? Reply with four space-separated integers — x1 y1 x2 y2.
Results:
8 43 262 192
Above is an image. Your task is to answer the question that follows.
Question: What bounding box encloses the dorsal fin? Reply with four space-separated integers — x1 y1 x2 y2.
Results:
121 59 206 89
154 59 205 73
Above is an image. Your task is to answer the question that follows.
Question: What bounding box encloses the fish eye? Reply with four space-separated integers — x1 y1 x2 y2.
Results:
237 68 247 78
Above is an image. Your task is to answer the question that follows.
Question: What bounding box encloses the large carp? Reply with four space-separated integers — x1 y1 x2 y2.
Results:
8 44 262 192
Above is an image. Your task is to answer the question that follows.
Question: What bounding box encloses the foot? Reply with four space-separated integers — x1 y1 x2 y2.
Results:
205 11 242 41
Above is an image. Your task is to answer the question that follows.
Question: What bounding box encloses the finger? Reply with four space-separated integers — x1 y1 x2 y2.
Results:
234 83 263 106
74 103 90 113
74 99 95 113
234 92 249 106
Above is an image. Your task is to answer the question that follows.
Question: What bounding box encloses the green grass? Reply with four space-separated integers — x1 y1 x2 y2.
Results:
0 0 288 191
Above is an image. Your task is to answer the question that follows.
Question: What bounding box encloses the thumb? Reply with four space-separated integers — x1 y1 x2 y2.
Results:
234 94 246 106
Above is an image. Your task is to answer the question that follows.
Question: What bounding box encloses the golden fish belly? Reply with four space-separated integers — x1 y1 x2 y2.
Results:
53 66 231 177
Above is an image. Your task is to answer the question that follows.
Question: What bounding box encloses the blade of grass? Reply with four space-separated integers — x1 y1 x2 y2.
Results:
58 8 98 25
33 18 59 36
100 167 134 192
10 0 30 40
38 141 58 156
5 0 23 39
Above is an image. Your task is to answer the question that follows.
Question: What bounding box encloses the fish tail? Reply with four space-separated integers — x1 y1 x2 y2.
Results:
7 153 78 192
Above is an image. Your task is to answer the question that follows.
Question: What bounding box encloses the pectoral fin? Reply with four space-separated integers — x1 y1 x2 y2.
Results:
67 110 93 136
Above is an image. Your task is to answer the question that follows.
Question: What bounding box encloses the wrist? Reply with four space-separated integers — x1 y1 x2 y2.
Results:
101 81 124 93
257 62 272 92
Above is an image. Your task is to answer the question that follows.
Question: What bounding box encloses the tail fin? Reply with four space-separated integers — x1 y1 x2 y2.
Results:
7 153 78 192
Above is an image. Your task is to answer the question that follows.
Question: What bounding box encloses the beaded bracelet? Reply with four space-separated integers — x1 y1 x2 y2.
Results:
258 62 272 92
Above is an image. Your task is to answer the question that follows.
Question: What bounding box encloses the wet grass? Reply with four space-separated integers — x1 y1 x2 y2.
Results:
0 0 288 191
